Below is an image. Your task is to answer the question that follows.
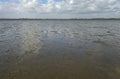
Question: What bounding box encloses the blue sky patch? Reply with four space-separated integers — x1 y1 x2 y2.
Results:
40 0 47 4
0 0 10 2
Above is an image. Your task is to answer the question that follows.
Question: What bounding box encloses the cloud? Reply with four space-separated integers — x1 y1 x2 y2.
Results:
0 0 120 18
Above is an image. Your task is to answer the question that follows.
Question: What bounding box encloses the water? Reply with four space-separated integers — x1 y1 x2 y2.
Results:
0 20 120 79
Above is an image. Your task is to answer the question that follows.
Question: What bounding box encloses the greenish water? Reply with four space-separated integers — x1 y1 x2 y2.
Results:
0 20 120 79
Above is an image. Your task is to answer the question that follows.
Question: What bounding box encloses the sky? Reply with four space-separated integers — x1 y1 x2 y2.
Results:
0 0 120 19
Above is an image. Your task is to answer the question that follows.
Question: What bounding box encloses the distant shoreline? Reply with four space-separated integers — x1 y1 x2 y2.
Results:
0 18 120 20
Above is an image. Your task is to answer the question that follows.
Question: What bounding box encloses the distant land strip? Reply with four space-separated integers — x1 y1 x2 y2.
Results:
0 18 120 20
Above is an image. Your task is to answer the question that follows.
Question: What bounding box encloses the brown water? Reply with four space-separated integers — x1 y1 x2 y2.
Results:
0 20 120 79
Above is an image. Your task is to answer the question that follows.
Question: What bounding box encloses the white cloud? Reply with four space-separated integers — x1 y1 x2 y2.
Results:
0 0 120 18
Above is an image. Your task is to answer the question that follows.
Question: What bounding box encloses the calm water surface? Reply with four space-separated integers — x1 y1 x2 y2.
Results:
0 20 120 79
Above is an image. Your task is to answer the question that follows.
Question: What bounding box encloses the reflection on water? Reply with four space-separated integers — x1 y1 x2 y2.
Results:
20 23 42 54
0 20 120 79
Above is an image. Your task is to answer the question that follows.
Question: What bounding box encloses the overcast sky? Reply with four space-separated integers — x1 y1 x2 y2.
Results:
0 0 120 18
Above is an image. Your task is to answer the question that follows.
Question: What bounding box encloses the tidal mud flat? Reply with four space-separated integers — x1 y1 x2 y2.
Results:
0 20 120 79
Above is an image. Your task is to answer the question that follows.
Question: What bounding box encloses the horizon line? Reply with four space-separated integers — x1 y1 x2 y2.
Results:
0 18 120 20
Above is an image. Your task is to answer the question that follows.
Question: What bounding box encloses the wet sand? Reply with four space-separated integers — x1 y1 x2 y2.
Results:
0 20 120 79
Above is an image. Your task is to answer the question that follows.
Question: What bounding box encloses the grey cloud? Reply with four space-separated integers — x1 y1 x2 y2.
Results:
0 0 120 18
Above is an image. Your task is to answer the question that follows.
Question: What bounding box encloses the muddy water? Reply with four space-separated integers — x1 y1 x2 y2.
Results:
0 20 120 79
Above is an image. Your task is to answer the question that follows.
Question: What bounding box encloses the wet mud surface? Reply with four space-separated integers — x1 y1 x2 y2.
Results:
0 20 120 79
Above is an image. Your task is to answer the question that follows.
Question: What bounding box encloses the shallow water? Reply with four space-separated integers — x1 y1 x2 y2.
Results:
0 20 120 79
